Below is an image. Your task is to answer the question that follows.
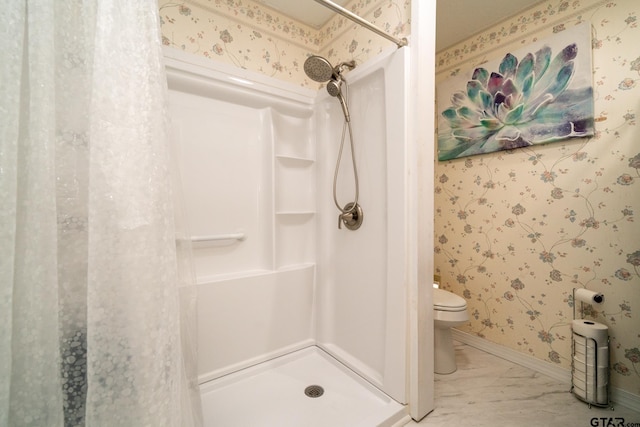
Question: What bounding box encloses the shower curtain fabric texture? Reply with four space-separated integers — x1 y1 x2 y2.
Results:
0 1 201 426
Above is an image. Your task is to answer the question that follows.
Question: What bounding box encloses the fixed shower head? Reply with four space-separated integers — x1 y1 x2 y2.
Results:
305 55 356 123
304 56 334 83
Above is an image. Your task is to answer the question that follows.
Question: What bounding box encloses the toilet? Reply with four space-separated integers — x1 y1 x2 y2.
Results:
433 287 469 374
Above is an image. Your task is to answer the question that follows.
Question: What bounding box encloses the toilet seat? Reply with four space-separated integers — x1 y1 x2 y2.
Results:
433 288 467 312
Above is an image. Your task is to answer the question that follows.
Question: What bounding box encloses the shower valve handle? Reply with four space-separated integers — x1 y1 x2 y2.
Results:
337 203 363 230
338 212 352 229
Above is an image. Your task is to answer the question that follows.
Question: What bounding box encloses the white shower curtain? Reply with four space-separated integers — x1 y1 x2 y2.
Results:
0 1 201 426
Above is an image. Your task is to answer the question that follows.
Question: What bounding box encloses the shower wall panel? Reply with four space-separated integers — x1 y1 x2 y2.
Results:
315 48 409 404
169 91 273 279
165 50 317 383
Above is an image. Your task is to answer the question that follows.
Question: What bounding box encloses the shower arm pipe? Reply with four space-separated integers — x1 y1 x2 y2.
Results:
313 0 408 48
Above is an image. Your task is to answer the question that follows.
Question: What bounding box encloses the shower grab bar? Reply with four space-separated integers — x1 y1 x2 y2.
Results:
191 232 246 242
313 0 408 48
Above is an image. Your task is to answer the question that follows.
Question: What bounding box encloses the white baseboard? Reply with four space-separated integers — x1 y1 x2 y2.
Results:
451 329 640 413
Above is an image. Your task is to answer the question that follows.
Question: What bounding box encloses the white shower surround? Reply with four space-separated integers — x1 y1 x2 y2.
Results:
314 48 409 401
164 41 428 424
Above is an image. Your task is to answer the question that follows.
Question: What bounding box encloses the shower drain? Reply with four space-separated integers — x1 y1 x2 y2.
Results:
304 385 324 398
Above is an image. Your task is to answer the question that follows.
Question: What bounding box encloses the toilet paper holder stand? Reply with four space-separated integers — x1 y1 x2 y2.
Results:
570 288 611 409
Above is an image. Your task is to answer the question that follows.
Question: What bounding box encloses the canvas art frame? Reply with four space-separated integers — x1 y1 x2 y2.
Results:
437 23 594 161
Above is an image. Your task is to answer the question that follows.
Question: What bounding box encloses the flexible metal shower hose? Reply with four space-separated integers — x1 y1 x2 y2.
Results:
332 83 359 215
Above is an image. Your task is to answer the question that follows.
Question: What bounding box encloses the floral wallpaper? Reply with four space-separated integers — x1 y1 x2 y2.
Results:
435 0 639 397
158 0 410 88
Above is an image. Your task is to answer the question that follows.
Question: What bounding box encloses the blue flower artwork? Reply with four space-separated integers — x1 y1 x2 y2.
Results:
437 23 594 161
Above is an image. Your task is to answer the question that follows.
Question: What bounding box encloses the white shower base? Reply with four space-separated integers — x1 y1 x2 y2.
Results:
200 346 409 427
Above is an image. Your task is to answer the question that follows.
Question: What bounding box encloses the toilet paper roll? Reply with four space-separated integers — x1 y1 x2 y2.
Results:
597 347 609 368
574 288 604 305
596 366 609 404
572 320 608 346
596 385 608 405
575 346 608 365
574 366 608 382
572 372 608 403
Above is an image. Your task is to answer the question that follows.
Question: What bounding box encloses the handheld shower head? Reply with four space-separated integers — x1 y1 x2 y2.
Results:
326 78 342 97
326 78 350 122
304 56 334 83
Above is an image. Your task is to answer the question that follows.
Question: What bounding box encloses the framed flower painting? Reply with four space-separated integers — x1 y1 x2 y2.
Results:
437 23 594 161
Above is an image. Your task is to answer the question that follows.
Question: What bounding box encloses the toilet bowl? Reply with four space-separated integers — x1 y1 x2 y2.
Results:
434 288 469 374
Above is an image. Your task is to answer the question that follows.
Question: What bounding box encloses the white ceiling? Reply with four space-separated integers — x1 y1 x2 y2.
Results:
255 0 352 29
255 0 543 52
435 0 543 51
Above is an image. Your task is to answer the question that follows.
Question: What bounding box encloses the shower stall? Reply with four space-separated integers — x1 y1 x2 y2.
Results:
163 4 435 420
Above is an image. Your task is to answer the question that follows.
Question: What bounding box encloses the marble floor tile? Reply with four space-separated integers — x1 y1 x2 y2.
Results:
406 342 640 427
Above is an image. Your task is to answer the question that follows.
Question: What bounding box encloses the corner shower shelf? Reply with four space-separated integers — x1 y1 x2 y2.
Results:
276 211 315 215
195 268 274 285
275 211 315 268
275 156 315 213
275 154 315 163
276 263 315 272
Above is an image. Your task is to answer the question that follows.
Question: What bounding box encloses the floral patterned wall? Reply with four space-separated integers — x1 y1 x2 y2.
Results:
158 0 410 88
435 0 639 397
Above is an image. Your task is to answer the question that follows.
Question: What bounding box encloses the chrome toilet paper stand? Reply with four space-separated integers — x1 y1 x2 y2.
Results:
570 288 612 409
